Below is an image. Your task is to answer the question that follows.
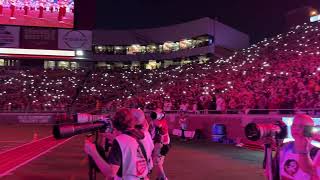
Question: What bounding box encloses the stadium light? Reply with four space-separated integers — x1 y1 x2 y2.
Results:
311 10 318 16
0 48 76 57
310 15 320 22
76 50 84 56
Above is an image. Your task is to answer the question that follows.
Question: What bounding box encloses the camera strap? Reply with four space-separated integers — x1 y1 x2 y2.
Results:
136 138 153 177
136 139 149 165
124 130 150 173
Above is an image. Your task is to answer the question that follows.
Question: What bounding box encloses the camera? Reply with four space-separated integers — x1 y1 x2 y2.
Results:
245 121 287 141
53 120 113 174
304 126 320 137
53 120 112 139
150 110 165 120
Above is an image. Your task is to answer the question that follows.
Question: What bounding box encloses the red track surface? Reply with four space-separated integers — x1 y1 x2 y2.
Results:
0 136 70 177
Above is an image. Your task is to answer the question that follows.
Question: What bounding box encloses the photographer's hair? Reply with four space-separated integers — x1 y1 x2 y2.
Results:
131 108 148 130
293 114 314 125
113 108 135 131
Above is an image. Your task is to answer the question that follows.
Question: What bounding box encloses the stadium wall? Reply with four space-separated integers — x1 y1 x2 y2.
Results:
214 21 250 50
0 113 281 139
165 114 281 141
0 113 64 124
0 112 308 148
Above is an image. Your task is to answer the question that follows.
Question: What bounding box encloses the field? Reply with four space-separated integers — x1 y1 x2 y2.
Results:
0 124 265 180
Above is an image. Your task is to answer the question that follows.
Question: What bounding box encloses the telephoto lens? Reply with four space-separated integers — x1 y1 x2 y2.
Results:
245 121 287 141
150 111 158 120
150 110 165 120
53 121 109 139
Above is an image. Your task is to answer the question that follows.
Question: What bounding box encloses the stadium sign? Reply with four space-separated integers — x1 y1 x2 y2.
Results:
20 27 58 49
18 115 52 124
58 30 92 50
0 26 20 48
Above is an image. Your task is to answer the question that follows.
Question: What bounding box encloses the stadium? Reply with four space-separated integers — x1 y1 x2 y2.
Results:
1 1 320 180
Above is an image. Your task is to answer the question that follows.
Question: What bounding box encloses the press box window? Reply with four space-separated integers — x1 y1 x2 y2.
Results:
114 46 127 55
194 35 214 48
58 61 70 69
179 39 194 50
0 59 4 66
146 44 158 53
94 46 106 54
163 41 179 53
127 44 146 55
44 61 56 69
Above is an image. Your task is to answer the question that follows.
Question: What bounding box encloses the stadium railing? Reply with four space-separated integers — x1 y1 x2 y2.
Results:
163 108 320 115
2 106 320 116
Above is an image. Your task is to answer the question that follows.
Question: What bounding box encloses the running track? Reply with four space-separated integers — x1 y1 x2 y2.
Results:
0 136 71 177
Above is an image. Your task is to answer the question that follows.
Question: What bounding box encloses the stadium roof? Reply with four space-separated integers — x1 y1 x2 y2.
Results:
96 0 320 43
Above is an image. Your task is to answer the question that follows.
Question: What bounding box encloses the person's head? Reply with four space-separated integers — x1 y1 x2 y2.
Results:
130 108 148 131
150 108 165 121
113 108 135 131
291 114 314 140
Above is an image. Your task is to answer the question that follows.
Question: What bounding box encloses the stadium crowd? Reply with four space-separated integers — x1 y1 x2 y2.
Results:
1 22 320 113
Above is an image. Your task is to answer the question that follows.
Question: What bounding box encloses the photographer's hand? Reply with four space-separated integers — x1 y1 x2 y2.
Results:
294 137 319 179
84 139 119 178
263 137 275 145
84 140 97 156
295 137 311 154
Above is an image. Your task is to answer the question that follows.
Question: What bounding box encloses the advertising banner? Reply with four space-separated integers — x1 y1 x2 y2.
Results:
58 29 92 50
77 113 93 123
18 115 52 124
20 27 58 49
0 26 20 48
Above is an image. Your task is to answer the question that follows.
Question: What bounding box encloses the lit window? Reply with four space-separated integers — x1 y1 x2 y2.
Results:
179 39 194 49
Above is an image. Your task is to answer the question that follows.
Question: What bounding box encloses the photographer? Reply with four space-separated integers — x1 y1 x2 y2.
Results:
150 108 170 180
84 108 154 180
269 115 320 180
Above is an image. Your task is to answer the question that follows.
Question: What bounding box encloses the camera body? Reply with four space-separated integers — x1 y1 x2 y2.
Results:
101 117 113 133
245 121 287 141
304 126 320 137
150 110 165 120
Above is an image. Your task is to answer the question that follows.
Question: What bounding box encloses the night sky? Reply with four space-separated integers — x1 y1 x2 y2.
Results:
96 0 320 43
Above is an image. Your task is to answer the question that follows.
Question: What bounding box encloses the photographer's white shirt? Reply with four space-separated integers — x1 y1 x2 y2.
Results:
115 131 154 180
280 142 320 180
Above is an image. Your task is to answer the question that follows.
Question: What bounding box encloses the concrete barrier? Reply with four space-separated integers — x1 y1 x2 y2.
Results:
164 113 293 144
0 113 65 124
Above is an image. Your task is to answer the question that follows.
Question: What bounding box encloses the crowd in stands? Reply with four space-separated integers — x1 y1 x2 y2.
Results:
1 22 320 113
0 68 85 112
